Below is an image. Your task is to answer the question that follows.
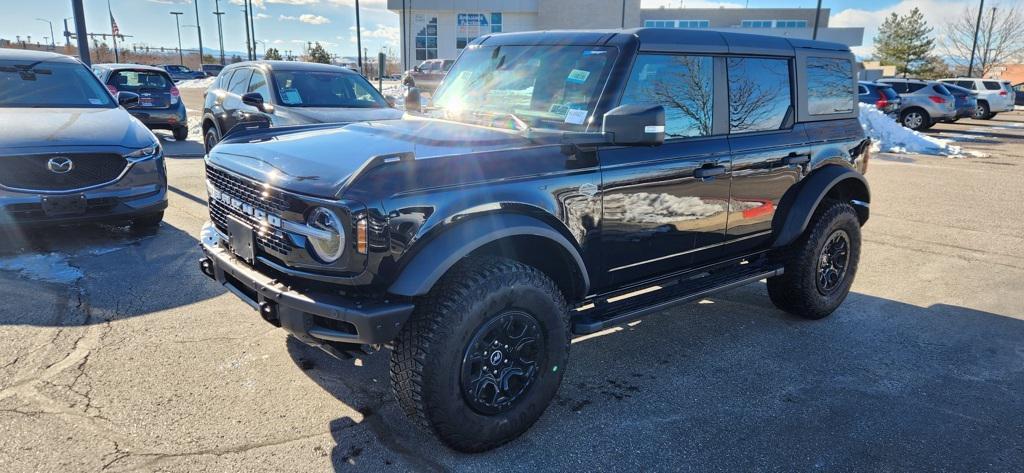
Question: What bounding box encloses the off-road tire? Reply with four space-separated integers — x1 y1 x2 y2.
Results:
767 200 860 319
390 257 571 452
173 126 189 141
130 211 163 232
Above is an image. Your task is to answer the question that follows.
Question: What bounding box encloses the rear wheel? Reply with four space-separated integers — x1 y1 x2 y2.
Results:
767 200 861 319
390 257 570 452
203 126 220 153
172 126 189 141
900 108 931 131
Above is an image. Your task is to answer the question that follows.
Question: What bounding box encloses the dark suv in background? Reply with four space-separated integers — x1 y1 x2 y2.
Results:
200 61 402 152
0 50 167 230
93 64 189 140
401 59 454 92
199 29 869 451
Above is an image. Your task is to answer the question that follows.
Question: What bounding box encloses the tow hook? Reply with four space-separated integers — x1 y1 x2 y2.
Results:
199 258 215 279
259 300 280 326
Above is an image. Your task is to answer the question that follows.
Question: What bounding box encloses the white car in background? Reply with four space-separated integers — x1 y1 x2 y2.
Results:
939 78 1016 119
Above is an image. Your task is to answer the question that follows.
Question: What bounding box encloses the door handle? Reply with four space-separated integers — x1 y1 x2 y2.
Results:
694 164 726 180
782 152 810 166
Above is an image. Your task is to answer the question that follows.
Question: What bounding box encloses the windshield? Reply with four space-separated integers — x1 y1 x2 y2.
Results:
273 71 388 108
165 65 190 73
432 45 616 131
0 59 115 108
109 70 172 91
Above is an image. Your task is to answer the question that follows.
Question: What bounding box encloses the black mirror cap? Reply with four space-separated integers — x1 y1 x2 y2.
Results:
116 91 140 108
405 87 422 113
603 104 665 146
242 92 270 112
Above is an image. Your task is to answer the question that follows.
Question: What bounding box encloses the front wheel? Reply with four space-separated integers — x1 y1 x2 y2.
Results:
767 200 861 319
203 126 220 153
390 257 570 452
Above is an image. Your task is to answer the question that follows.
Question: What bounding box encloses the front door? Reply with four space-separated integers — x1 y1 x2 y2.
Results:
599 53 731 287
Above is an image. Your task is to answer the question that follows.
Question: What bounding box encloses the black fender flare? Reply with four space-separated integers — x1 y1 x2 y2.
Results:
387 213 590 298
772 165 869 248
201 112 222 137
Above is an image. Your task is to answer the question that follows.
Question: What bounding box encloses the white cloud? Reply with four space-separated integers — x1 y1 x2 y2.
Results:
299 14 331 25
279 14 297 20
832 0 966 58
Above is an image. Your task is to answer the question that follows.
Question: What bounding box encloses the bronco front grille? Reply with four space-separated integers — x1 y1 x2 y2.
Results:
0 153 128 192
206 166 295 256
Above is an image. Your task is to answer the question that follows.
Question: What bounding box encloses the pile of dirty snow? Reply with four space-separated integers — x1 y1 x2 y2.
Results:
176 77 216 89
857 103 981 157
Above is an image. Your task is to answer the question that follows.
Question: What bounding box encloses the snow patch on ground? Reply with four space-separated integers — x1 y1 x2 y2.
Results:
858 104 984 158
176 77 216 89
0 253 82 284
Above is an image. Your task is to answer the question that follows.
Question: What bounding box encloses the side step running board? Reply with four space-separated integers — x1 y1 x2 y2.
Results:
572 268 783 334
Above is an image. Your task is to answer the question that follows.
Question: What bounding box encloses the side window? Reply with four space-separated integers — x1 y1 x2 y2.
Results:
806 57 854 115
227 68 251 95
887 82 906 93
906 83 926 93
858 85 869 95
983 81 1002 90
958 80 976 90
248 69 271 100
727 57 792 133
216 70 233 89
620 54 714 138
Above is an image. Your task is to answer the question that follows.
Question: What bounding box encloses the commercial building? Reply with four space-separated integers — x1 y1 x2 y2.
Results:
388 0 864 68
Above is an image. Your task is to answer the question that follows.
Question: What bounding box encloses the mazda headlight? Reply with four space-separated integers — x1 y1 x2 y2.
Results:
306 207 345 263
125 143 161 162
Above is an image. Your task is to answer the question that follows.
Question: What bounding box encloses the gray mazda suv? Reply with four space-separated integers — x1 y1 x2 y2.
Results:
0 49 167 230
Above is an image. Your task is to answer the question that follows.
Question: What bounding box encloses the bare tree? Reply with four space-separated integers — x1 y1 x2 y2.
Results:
941 3 1024 76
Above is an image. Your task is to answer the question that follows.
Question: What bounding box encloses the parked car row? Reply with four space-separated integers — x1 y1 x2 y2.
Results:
859 76 1016 131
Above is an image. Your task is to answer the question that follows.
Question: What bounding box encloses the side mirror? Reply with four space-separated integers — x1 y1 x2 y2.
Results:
242 92 273 113
116 91 140 109
602 104 665 146
404 87 422 113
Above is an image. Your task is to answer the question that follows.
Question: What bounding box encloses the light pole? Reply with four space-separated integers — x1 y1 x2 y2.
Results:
241 5 252 60
355 0 363 69
214 0 226 65
36 18 55 49
247 0 256 61
193 0 205 66
812 0 823 40
968 0 985 77
170 12 185 65
72 0 90 65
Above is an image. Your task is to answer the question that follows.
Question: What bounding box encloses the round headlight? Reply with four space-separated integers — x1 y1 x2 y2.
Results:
306 207 345 263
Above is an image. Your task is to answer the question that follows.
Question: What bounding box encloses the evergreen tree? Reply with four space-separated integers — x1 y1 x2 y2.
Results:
307 42 332 64
873 8 936 77
264 47 282 60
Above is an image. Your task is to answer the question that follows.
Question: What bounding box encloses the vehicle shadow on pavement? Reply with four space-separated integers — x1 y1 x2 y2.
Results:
0 221 222 326
286 285 1024 471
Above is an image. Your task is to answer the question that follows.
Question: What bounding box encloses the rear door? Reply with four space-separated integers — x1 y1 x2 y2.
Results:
107 69 175 109
723 55 808 256
600 53 732 284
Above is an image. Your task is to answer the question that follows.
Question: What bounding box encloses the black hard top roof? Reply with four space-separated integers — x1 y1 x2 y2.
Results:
0 48 80 63
475 28 850 56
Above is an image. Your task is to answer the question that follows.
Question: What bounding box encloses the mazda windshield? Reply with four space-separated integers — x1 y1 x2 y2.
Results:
0 60 115 108
431 45 617 132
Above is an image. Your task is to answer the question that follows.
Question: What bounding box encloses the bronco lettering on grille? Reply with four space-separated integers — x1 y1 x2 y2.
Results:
211 187 282 227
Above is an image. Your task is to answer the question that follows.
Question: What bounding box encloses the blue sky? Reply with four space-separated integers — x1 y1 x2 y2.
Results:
1 0 981 59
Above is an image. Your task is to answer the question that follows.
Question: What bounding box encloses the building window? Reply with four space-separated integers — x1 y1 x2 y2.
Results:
414 16 438 61
741 20 773 28
644 20 676 28
678 20 709 28
457 13 501 50
776 20 808 28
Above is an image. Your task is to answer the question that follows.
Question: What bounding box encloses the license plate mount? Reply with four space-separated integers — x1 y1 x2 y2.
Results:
40 194 87 216
226 215 256 264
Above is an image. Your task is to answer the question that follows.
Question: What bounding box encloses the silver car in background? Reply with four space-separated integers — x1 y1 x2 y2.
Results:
876 78 957 131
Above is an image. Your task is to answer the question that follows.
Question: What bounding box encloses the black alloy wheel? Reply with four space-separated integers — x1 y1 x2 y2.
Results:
461 310 545 415
816 229 851 295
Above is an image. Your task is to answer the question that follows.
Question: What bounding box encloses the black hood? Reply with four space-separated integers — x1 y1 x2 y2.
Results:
207 118 535 199
0 107 156 153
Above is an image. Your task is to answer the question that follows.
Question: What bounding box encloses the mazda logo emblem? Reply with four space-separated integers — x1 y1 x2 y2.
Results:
47 157 74 174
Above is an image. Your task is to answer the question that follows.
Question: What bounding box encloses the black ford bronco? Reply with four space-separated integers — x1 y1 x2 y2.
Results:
199 28 869 452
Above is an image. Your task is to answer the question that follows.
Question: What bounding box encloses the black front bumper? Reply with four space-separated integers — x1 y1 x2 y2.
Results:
199 223 414 346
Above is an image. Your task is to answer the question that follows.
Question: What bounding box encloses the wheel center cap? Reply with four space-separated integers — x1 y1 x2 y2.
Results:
489 350 503 365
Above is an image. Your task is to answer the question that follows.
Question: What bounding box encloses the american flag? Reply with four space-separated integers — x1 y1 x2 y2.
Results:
110 13 120 37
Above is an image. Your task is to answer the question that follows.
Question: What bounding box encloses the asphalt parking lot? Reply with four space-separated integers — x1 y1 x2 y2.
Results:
1 103 1023 470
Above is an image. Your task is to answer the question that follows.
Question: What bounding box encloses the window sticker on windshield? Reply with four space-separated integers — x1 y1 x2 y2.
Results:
582 50 607 56
280 88 303 105
564 108 588 125
88 98 102 105
566 69 590 84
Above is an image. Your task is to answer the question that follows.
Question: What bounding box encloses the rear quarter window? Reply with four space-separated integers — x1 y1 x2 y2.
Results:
983 81 1002 90
806 57 854 115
